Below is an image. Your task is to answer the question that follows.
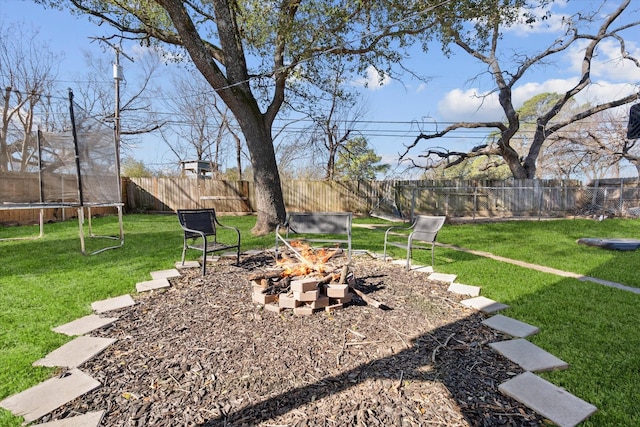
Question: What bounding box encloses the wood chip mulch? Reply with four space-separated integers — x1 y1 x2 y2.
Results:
44 254 545 426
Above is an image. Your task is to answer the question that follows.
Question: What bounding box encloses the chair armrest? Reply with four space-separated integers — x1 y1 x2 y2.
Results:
213 217 241 235
180 226 207 239
384 224 413 241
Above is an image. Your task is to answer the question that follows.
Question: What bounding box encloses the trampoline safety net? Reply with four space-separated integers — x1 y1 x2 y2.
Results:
1 92 120 206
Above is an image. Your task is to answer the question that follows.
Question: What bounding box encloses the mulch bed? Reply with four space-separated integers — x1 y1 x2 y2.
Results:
44 253 545 426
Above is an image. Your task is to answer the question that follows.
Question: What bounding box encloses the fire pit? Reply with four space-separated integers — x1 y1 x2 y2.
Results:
249 241 366 315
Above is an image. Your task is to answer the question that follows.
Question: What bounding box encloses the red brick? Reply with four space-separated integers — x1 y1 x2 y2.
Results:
326 284 349 298
290 278 319 293
293 289 319 302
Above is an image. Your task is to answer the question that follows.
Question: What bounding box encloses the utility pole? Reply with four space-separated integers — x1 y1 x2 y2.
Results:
113 49 122 177
111 45 133 177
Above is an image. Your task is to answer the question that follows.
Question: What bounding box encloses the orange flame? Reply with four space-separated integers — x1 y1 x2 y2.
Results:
277 241 339 277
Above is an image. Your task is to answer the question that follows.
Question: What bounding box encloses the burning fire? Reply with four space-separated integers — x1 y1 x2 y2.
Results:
276 240 340 277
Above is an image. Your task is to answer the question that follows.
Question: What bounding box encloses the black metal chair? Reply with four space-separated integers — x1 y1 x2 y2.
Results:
383 215 446 271
177 209 241 275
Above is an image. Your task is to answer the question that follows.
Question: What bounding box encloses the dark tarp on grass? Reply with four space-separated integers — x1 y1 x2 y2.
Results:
577 238 640 251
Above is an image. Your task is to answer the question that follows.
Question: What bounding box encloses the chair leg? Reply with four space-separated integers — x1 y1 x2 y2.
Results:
431 243 435 267
406 246 411 271
201 246 207 275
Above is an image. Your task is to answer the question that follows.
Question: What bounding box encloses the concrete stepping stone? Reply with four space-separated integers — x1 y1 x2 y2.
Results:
489 338 568 372
36 410 105 426
448 283 481 297
33 336 116 368
482 314 539 338
243 249 264 256
150 269 181 280
53 314 118 336
136 278 170 293
91 294 135 314
0 368 100 424
175 260 200 270
461 296 509 313
499 371 597 427
428 272 457 284
412 265 434 274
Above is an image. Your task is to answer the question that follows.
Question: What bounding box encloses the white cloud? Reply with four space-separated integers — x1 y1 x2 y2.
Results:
549 32 640 84
437 88 503 122
511 79 578 106
504 0 570 37
573 81 639 106
590 39 640 82
353 65 391 91
435 75 640 123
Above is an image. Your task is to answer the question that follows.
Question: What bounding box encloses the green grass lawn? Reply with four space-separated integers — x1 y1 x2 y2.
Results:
1 214 638 426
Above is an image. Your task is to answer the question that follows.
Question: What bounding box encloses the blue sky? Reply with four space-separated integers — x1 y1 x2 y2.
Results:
2 0 639 177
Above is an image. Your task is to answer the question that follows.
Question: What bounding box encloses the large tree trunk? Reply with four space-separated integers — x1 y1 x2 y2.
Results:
238 114 286 235
156 0 286 235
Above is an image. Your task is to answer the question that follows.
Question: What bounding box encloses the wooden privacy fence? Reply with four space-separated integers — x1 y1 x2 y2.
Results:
124 178 251 213
5 177 640 224
122 177 640 219
123 178 380 214
0 172 118 225
394 180 583 219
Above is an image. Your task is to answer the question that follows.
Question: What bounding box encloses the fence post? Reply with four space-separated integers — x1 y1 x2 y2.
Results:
411 186 416 222
619 179 624 215
473 186 478 221
537 184 544 220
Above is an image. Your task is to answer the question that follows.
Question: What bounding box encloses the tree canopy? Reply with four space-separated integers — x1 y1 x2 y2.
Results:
335 137 389 180
36 0 501 234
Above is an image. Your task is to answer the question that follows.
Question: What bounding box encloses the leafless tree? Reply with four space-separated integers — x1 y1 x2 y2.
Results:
401 0 640 179
291 58 369 180
72 48 165 154
545 108 639 180
0 21 61 172
159 72 243 178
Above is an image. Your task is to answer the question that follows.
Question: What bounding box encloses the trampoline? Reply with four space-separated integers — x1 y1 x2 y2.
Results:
1 90 124 255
